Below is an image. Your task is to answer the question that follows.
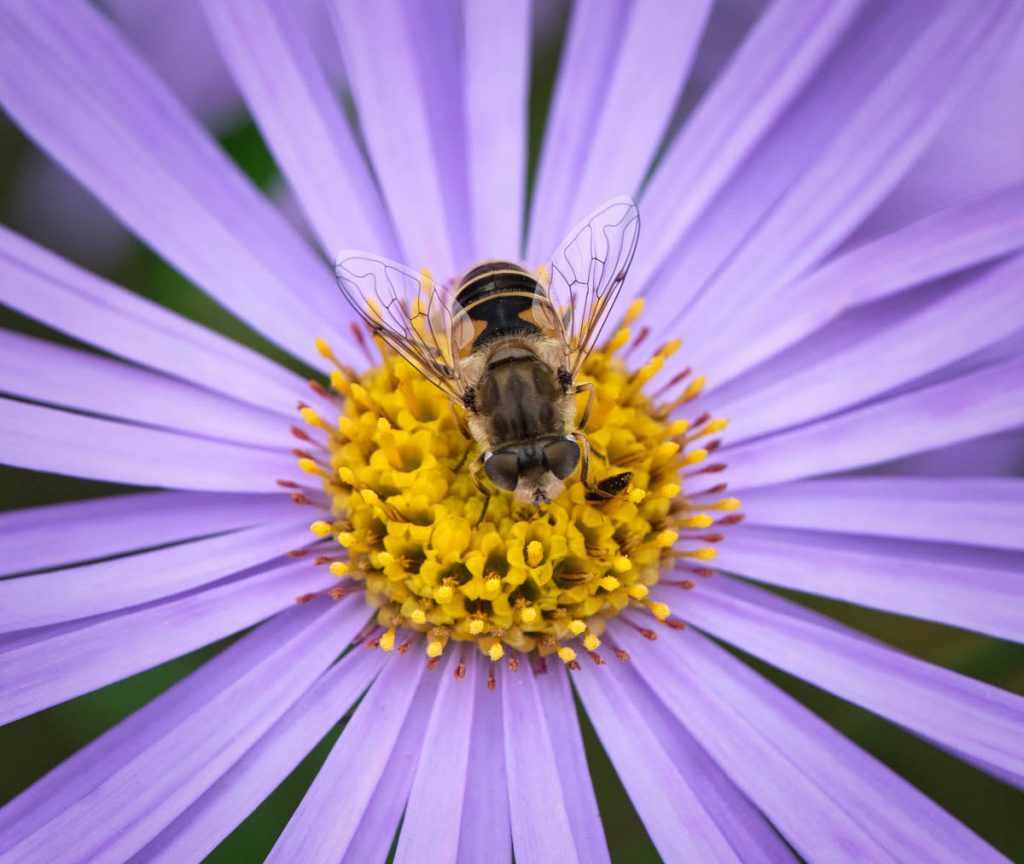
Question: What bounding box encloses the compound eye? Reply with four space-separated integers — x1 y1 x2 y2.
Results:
484 451 519 490
544 438 581 480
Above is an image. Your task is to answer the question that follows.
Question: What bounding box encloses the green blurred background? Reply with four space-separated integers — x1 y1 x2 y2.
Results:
1 4 1022 861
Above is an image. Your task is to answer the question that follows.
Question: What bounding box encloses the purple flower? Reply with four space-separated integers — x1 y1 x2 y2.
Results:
1 1 1023 862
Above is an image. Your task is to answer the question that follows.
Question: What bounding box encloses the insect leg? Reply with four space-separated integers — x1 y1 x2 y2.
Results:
572 430 593 489
469 454 491 526
449 400 472 440
574 381 595 430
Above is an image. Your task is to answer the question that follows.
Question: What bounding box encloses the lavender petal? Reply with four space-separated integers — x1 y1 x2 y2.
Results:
0 491 296 577
0 560 335 724
1 599 364 862
463 0 530 260
0 226 313 417
0 517 313 632
501 661 579 864
573 658 742 862
738 476 1024 551
394 650 477 863
202 0 398 258
267 648 426 861
0 0 347 369
723 354 1024 490
617 621 1008 862
0 329 291 448
0 398 303 492
671 576 1024 784
136 647 386 864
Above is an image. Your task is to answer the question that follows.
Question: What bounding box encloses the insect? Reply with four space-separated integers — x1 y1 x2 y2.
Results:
334 195 640 514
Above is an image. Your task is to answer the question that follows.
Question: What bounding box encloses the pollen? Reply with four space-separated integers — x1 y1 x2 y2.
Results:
298 301 738 665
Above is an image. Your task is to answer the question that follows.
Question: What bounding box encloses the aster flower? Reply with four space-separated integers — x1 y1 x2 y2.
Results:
1 1 1023 863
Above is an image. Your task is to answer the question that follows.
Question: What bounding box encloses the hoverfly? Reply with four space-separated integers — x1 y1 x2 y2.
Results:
334 196 640 513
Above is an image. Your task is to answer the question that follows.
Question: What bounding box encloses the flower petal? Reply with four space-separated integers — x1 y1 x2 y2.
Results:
135 646 386 864
0 560 334 725
0 0 346 367
501 661 580 863
534 664 609 863
738 476 1024 551
722 354 1024 490
0 398 302 492
340 668 436 864
0 517 313 632
0 491 296 577
0 598 363 863
616 620 1007 862
573 658 744 862
0 226 308 417
332 0 468 275
695 182 1024 388
0 329 291 448
712 525 1024 642
393 651 477 863
563 0 712 233
525 1 628 261
671 576 1024 784
202 0 398 257
457 662 511 864
0 602 317 850
703 253 1024 443
267 649 427 861
633 0 863 290
462 0 530 260
594 656 797 863
672 1 1018 351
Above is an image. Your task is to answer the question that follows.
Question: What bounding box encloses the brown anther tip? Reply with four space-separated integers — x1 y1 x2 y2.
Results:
718 514 745 525
639 628 658 641
614 648 631 662
296 400 309 410
533 657 549 676
692 411 711 427
276 479 301 489
290 425 312 441
309 380 330 398
327 587 349 601
291 493 313 505
366 639 380 650
313 555 331 565
397 640 411 655
567 660 582 671
666 619 687 630
694 567 716 578
287 548 309 558
427 657 441 671
698 532 725 543
508 656 520 672
455 661 467 680
588 651 606 666
295 593 317 604
487 675 497 692
705 439 722 453
702 483 728 496
291 448 314 460
702 463 727 474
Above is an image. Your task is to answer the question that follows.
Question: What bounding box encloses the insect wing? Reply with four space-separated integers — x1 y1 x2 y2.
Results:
334 252 465 400
546 196 640 375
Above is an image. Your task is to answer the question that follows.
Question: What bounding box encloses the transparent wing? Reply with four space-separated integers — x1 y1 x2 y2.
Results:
334 252 466 401
546 196 640 376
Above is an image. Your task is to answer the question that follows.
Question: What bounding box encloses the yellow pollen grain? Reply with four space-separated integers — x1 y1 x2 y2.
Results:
683 448 708 466
303 321 734 660
656 530 679 548
646 601 671 621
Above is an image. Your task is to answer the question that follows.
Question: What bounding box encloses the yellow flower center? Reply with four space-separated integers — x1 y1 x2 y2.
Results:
298 300 737 665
